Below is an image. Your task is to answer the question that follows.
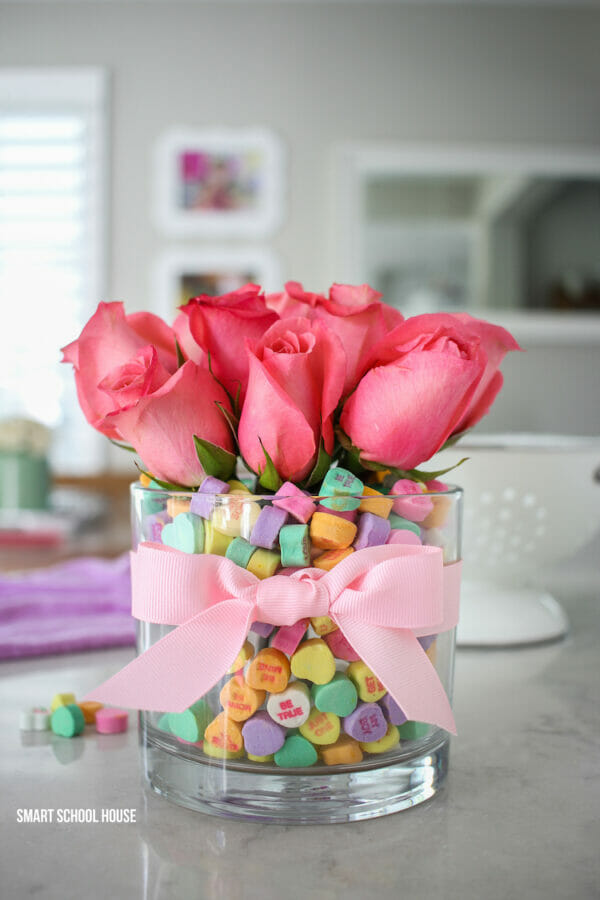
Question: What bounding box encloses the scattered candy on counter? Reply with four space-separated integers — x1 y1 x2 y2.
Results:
140 466 451 767
20 692 129 743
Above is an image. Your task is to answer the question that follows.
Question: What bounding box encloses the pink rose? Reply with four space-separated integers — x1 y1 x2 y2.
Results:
61 302 178 440
182 284 279 401
340 313 520 470
267 281 403 394
238 317 346 483
105 361 234 486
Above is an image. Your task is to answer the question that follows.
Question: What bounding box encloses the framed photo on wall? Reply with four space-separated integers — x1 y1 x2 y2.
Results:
154 128 285 237
154 247 283 320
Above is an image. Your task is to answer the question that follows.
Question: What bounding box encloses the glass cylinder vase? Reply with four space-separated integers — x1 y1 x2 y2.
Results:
131 480 462 824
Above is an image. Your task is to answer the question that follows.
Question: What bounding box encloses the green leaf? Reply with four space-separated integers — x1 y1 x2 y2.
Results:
109 437 137 454
404 458 469 483
134 462 189 491
174 339 186 368
215 401 240 447
303 440 332 489
257 440 282 492
193 435 237 481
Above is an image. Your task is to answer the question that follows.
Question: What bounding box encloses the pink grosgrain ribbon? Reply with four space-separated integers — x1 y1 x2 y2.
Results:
85 542 462 733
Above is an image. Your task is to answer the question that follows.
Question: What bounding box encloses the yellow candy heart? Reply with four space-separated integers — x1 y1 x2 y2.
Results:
299 709 340 746
310 616 338 636
346 660 387 702
290 638 336 685
227 640 255 673
359 724 400 754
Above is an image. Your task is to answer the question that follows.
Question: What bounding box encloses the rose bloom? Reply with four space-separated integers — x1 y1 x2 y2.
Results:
267 282 403 395
182 284 279 401
340 312 521 470
238 317 346 483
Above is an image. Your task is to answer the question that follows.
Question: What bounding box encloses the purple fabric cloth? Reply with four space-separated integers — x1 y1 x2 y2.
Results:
0 554 134 660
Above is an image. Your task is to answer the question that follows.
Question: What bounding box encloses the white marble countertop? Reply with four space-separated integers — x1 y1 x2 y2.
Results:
2 548 599 900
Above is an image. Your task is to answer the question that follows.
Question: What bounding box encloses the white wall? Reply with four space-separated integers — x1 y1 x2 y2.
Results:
2 1 599 452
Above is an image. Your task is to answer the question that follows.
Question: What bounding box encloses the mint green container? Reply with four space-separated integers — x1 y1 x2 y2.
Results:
0 451 50 510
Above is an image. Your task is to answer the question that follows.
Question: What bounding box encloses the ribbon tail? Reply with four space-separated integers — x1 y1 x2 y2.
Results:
337 616 457 735
84 599 254 712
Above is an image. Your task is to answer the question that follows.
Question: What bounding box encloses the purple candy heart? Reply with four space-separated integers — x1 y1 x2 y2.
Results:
249 505 288 550
343 702 387 742
250 621 275 637
353 512 391 550
379 693 408 726
242 710 286 756
190 476 230 519
418 634 436 652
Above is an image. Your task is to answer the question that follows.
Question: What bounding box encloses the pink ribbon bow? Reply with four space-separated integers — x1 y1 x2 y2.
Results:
85 542 462 733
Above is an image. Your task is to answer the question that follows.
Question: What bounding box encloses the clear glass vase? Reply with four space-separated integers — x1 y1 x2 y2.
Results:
131 479 462 824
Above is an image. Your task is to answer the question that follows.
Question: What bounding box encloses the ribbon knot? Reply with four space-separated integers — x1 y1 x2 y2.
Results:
85 542 462 734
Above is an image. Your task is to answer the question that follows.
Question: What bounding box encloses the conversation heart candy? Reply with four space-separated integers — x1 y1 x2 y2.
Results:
212 492 261 538
323 628 361 662
389 480 433 522
227 640 255 673
310 512 357 550
279 523 311 567
203 520 233 555
241 710 286 756
386 529 422 546
319 734 363 766
226 537 258 569
358 486 394 519
359 723 400 754
310 616 338 636
353 512 391 550
169 698 214 742
245 648 290 693
95 708 129 735
315 504 358 523
274 734 318 768
142 511 169 542
266 681 311 728
161 512 204 554
311 672 358 717
343 702 387 742
157 713 172 733
379 693 408 726
247 753 274 763
312 548 354 571
51 692 76 712
77 701 104 725
388 513 422 535
250 621 275 638
51 704 85 738
270 619 309 656
421 492 451 529
204 712 244 755
166 496 191 519
246 548 281 580
299 709 340 746
398 720 431 741
190 476 230 519
227 479 252 493
347 660 387 702
203 740 244 760
273 482 316 523
19 707 50 731
219 674 265 721
319 467 363 512
290 638 336 685
250 505 288 550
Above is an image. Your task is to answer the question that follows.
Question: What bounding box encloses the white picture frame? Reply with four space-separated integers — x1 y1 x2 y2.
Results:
154 128 285 237
153 247 283 321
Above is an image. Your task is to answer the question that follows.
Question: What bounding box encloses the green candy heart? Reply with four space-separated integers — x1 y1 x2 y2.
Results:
157 713 172 734
319 467 363 512
389 514 421 536
161 512 204 554
274 734 318 768
51 704 85 738
398 720 430 740
311 672 358 717
168 699 213 742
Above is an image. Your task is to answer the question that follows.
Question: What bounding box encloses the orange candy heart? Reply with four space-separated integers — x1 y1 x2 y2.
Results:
245 648 291 693
219 674 265 722
204 712 244 754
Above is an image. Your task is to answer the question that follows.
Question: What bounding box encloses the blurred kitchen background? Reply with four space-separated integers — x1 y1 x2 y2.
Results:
1 0 599 542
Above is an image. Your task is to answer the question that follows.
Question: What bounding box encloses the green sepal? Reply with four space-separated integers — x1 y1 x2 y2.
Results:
215 402 240 447
303 440 333 489
109 438 137 454
402 458 469 484
193 435 237 481
174 339 186 368
257 440 282 492
134 462 189 492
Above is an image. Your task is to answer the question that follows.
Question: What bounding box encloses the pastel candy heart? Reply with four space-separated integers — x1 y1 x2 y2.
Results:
219 674 265 721
311 672 358 717
190 476 230 519
310 616 338 636
273 482 316 523
241 710 286 756
266 681 311 728
418 634 436 652
319 734 363 766
358 486 394 519
250 505 288 550
421 494 451 529
323 628 361 662
353 512 391 550
389 479 433 522
388 514 421 536
245 648 291 693
227 639 255 673
157 713 172 733
250 621 275 638
379 693 408 726
51 692 76 712
279 523 311 567
77 701 103 724
270 619 309 656
246 548 281 580
51 704 85 738
169 698 213 742
343 702 387 742
204 712 244 755
386 529 422 546
274 734 318 768
226 537 258 569
359 723 400 754
19 707 50 731
166 496 191 519
299 709 340 745
313 548 354 571
319 467 363 512
290 638 336 685
315 504 358 523
161 512 204 554
203 520 233 556
247 753 274 763
212 492 261 538
398 720 431 740
309 513 357 550
203 740 244 760
347 660 387 702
